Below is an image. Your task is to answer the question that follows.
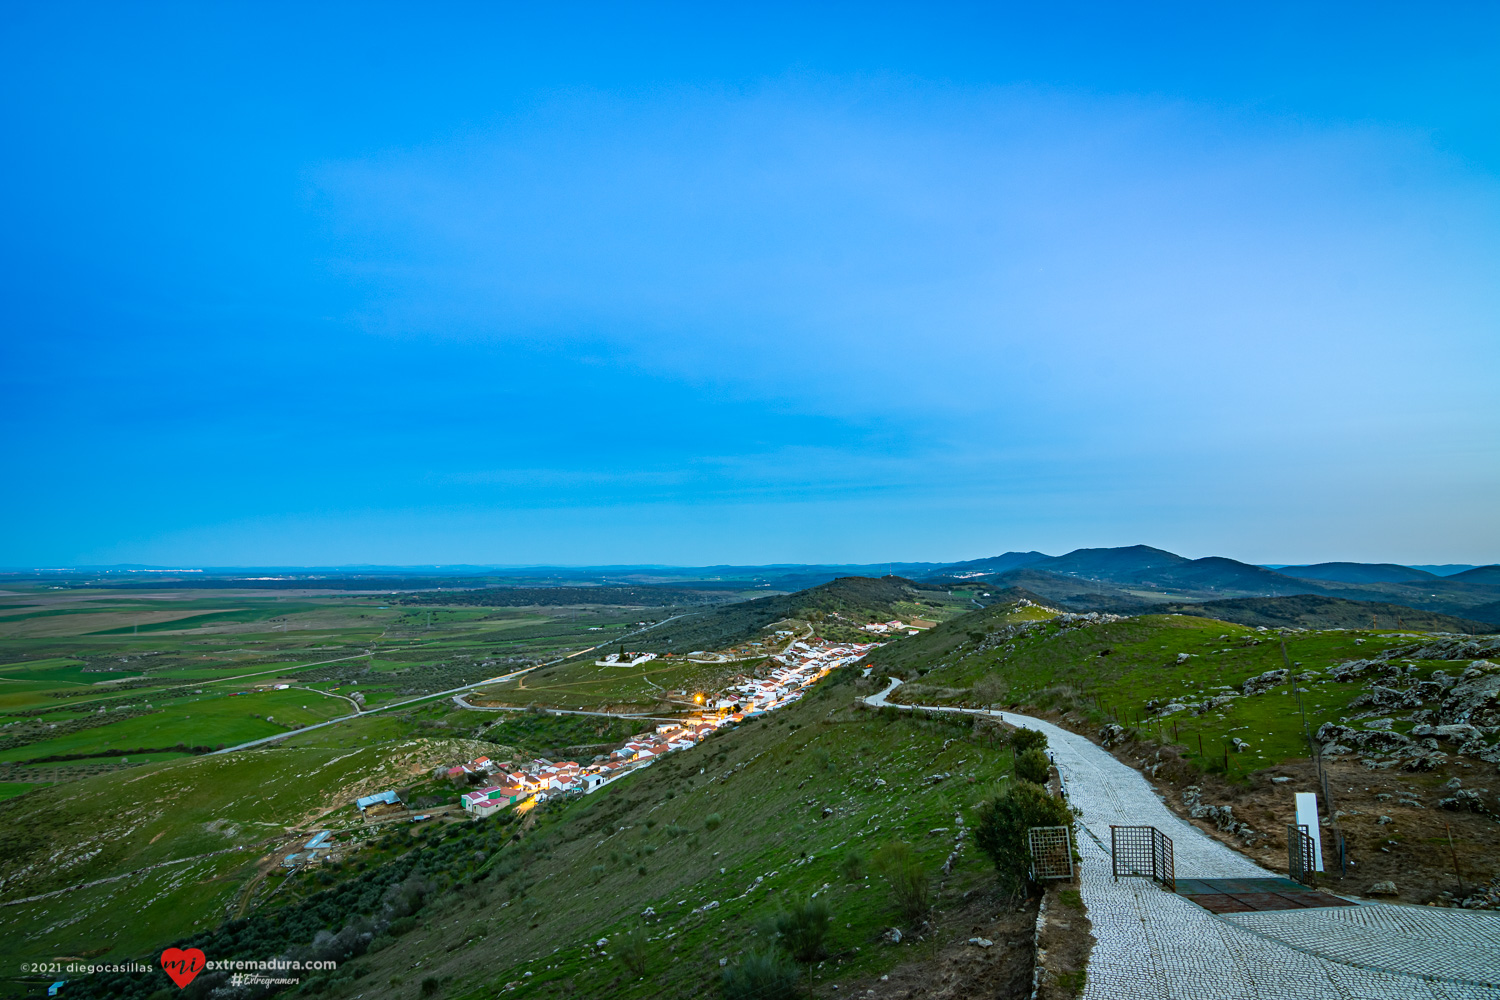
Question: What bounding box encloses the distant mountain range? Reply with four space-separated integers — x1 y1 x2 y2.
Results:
9 547 1498 628
916 545 1500 627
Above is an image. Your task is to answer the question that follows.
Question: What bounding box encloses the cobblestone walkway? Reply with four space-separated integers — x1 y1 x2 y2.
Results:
863 684 1500 997
992 709 1500 998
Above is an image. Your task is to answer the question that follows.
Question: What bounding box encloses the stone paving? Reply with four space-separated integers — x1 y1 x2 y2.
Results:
862 682 1500 994
991 709 1500 998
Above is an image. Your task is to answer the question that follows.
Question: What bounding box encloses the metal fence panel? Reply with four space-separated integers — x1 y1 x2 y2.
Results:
1111 825 1174 891
1027 825 1074 880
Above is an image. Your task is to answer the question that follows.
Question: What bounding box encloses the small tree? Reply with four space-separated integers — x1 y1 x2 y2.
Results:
872 841 930 926
1015 747 1051 784
615 927 650 978
1011 727 1048 753
973 780 1075 895
721 949 799 1000
770 897 833 962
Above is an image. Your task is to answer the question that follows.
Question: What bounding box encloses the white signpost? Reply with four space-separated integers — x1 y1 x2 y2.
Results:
1294 792 1324 871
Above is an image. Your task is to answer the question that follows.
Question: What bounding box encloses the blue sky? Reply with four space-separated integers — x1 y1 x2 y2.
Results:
3 2 1498 568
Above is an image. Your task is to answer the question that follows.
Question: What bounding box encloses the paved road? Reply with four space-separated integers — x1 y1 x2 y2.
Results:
864 679 1500 998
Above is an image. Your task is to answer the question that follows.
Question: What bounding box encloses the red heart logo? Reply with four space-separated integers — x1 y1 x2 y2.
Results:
160 948 206 989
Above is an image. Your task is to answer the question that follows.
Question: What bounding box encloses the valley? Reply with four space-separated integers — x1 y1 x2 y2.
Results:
0 548 1496 999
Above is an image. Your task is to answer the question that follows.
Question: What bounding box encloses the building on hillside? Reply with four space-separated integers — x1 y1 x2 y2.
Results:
356 790 401 812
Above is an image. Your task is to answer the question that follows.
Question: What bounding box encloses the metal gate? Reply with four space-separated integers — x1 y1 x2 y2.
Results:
1111 825 1174 891
1027 825 1074 880
1287 824 1317 886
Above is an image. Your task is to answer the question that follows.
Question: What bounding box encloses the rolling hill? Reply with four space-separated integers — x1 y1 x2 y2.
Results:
1275 562 1437 584
630 575 963 652
1152 594 1497 633
1448 565 1500 585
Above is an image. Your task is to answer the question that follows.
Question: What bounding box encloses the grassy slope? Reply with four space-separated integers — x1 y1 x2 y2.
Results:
871 605 1474 772
32 674 1027 1000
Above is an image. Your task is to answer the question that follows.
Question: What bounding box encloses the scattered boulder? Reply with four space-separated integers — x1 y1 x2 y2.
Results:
1368 881 1398 896
1242 669 1288 696
1438 789 1488 813
1183 786 1256 842
1330 659 1374 682
1411 723 1483 742
1098 724 1126 748
1350 685 1418 710
1439 667 1500 729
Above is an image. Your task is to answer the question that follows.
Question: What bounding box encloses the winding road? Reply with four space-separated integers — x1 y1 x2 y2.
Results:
864 678 1500 999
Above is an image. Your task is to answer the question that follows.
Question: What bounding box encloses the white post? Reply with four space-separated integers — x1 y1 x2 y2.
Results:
1294 792 1324 871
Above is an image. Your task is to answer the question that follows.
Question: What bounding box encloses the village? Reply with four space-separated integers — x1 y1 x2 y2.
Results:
281 636 879 869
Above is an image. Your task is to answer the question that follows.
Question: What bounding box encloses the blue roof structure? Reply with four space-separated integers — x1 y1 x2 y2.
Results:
356 790 400 810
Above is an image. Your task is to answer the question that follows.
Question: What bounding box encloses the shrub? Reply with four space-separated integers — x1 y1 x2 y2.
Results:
419 976 440 997
872 841 929 926
721 948 799 1000
1015 748 1051 784
973 779 1075 894
704 813 723 830
1011 727 1048 753
770 897 833 962
615 927 651 978
840 847 866 881
589 864 606 883
385 916 417 937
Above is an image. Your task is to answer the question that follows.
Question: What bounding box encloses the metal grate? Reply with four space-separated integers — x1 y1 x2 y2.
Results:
1111 825 1175 891
1287 823 1317 886
1027 825 1074 880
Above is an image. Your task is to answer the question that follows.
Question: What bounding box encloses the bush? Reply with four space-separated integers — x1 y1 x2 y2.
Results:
872 841 929 926
1011 727 1048 753
770 897 833 962
704 813 723 830
973 779 1075 894
721 948 799 1000
615 927 651 978
419 976 440 997
1015 748 1051 784
840 847 866 881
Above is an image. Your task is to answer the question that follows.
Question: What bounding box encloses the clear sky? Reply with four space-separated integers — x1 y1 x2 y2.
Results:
3 2 1498 568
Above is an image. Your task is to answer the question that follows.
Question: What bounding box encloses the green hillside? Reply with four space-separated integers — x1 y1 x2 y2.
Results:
42 671 1042 1000
1154 595 1496 634
627 576 966 653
